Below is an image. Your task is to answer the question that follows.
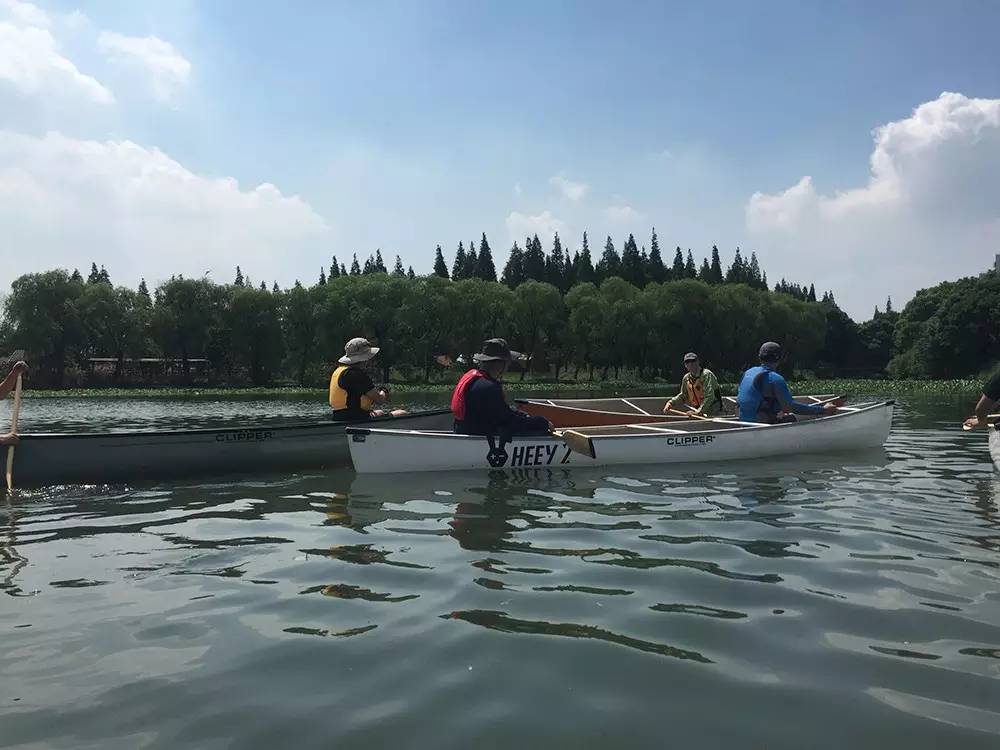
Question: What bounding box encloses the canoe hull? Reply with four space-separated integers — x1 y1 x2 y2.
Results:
990 425 1000 469
10 410 453 486
348 402 894 474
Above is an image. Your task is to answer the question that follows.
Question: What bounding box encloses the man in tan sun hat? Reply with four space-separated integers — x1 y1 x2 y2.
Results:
329 337 406 421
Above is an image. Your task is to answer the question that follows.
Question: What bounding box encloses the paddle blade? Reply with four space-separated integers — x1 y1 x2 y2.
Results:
556 429 595 459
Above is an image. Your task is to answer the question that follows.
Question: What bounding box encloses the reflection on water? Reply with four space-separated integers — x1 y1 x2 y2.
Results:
1 396 999 749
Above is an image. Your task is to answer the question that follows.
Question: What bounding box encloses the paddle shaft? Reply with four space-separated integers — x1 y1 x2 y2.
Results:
666 407 711 421
5 373 22 492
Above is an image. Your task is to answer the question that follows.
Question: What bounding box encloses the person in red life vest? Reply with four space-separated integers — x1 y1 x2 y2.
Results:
329 338 407 422
451 338 551 436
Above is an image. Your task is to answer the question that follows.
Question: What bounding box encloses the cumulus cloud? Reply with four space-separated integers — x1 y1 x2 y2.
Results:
604 204 644 223
0 131 330 289
505 210 567 243
98 31 191 103
0 20 112 103
746 92 1000 317
549 173 589 201
1 0 50 27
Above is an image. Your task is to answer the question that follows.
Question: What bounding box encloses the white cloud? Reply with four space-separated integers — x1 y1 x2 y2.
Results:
0 131 330 289
746 92 1000 317
505 210 567 243
98 31 191 103
1 0 50 27
549 173 589 201
513 182 522 197
0 21 113 103
604 204 644 223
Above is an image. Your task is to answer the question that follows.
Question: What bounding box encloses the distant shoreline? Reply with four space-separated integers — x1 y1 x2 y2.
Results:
12 379 982 399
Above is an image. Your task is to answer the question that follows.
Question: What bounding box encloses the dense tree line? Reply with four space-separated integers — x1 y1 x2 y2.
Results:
4 233 985 388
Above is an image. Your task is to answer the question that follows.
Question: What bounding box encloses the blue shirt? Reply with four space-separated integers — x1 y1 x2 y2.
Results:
737 365 826 423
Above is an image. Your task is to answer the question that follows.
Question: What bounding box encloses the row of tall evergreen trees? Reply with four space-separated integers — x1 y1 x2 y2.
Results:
313 230 823 301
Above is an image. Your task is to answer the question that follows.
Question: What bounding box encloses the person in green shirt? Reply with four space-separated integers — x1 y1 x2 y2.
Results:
662 352 722 416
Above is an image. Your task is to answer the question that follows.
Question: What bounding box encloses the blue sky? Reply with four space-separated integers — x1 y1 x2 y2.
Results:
3 0 1000 317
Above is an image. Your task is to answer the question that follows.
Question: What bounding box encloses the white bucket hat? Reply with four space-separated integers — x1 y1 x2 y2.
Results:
339 337 380 365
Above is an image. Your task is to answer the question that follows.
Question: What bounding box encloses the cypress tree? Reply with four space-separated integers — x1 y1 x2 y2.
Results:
565 251 579 288
476 233 497 281
350 254 361 275
234 266 245 287
272 281 280 293
709 246 724 284
88 262 100 284
672 247 685 278
885 296 893 313
621 234 644 287
330 256 341 279
748 252 763 289
138 278 150 301
576 232 595 284
98 265 111 284
462 242 478 279
698 257 712 282
501 242 525 288
433 245 450 279
648 228 665 283
762 271 768 290
684 249 697 278
807 283 817 302
452 242 466 280
71 268 83 283
393 255 406 276
259 281 267 291
340 263 348 276
523 234 546 281
726 248 746 283
363 255 375 274
374 250 387 273
596 236 622 282
407 266 416 279
318 268 327 285
547 232 566 290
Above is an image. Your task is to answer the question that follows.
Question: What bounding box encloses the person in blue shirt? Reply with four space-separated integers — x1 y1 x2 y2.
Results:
737 342 841 424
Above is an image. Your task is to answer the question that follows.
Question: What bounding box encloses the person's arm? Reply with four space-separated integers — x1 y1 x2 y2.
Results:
694 371 719 415
663 374 688 412
771 374 827 415
0 361 27 401
484 382 548 433
965 372 1000 427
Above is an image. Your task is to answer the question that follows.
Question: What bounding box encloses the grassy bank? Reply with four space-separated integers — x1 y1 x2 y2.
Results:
17 378 984 399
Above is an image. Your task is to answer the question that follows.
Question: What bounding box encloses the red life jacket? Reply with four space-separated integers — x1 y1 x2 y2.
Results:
451 369 487 420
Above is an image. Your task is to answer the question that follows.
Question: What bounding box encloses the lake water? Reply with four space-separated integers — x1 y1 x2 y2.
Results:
1 394 999 749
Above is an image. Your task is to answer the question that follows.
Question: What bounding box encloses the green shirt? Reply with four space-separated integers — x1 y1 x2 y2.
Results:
667 368 722 416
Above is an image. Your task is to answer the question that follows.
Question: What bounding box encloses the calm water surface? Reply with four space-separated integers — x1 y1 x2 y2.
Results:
1 395 999 749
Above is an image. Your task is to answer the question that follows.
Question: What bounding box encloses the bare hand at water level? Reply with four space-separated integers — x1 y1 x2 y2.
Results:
0 432 19 445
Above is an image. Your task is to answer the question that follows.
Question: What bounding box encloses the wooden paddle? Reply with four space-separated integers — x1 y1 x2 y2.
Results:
551 428 596 459
5 372 23 492
962 414 1000 431
666 407 712 421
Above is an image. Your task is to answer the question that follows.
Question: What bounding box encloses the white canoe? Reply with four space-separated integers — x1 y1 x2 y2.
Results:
990 424 1000 469
347 401 895 474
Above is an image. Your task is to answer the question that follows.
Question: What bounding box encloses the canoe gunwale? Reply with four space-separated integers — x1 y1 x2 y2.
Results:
350 401 895 441
17 408 452 441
